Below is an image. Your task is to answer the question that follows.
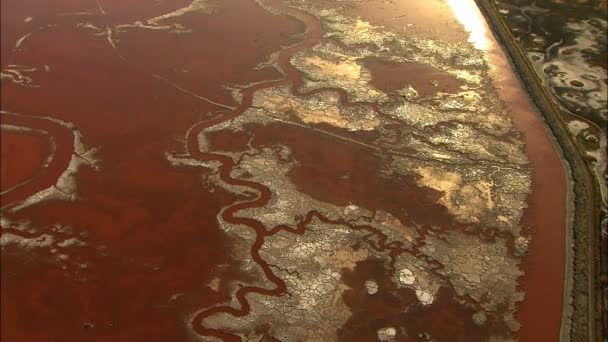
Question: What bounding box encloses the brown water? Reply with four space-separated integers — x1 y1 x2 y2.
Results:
480 9 568 342
1 0 568 341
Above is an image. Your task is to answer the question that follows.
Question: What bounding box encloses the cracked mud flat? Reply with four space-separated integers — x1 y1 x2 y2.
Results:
1 0 569 341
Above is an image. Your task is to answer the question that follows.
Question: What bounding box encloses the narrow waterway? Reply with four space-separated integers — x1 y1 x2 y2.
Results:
1 0 569 341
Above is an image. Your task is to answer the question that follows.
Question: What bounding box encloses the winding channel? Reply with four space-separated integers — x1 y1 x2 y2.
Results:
184 1 569 340
184 2 323 339
0 0 571 340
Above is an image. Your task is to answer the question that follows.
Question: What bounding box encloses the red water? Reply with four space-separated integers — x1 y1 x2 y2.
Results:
1 0 303 341
0 129 50 192
1 0 567 341
0 113 75 208
481 16 568 342
364 58 464 96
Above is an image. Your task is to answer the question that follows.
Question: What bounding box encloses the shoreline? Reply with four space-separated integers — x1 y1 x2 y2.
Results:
475 1 602 340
